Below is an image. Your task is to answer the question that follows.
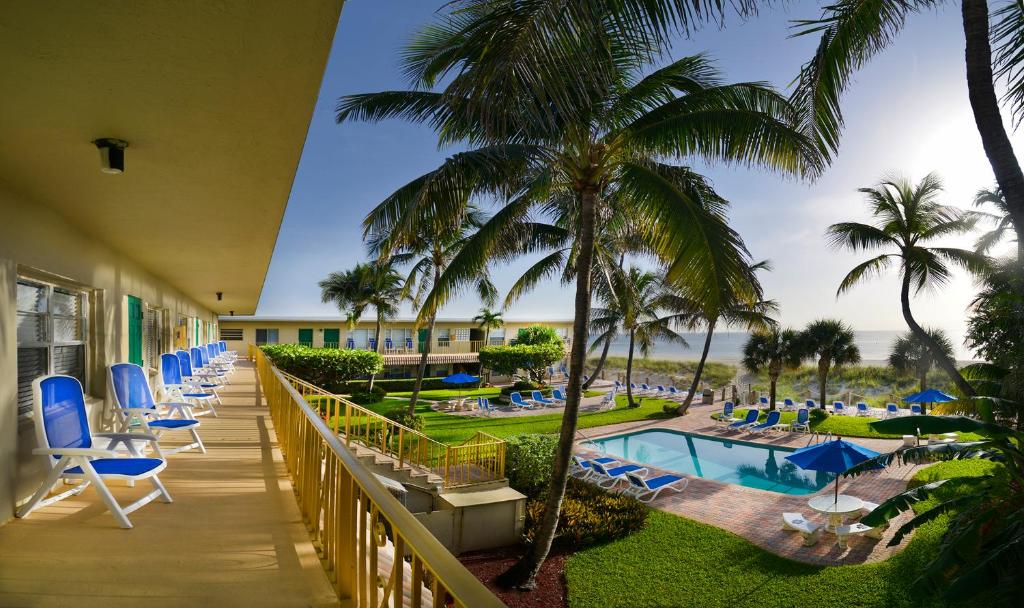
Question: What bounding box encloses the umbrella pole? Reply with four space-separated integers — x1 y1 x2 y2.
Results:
834 475 839 504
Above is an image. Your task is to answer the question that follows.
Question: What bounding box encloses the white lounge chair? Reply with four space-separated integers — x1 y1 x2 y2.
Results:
623 470 688 502
782 512 822 546
110 363 207 455
16 375 172 529
570 455 619 479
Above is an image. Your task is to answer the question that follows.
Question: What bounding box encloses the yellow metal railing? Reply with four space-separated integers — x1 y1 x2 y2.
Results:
253 347 505 608
252 345 505 488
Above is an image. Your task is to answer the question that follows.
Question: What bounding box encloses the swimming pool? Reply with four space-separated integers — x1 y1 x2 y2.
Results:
588 429 833 495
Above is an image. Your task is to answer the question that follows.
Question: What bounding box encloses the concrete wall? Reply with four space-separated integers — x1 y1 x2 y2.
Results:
0 185 217 522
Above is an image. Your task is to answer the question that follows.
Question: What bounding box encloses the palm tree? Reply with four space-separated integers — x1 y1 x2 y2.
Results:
889 329 956 393
826 173 988 397
337 7 820 588
473 307 504 345
800 319 861 408
319 260 405 390
368 209 496 415
972 186 1017 254
742 328 803 411
791 1 1024 260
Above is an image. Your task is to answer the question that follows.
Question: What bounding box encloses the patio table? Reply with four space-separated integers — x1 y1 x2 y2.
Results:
808 494 864 532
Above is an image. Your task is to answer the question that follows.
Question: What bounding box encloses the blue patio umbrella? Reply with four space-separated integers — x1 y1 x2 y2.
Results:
441 372 480 399
785 438 881 504
903 389 956 414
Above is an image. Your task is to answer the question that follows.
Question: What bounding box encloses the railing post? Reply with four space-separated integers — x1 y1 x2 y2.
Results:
397 428 405 470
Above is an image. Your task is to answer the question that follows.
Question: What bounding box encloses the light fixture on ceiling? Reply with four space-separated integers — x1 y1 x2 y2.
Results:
229 310 235 316
216 292 223 301
93 138 129 174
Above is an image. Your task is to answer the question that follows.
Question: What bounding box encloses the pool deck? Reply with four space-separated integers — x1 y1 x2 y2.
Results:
575 401 917 566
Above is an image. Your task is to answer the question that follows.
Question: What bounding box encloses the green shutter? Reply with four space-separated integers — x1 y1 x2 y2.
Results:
323 328 340 348
128 296 143 366
194 318 199 346
298 328 313 347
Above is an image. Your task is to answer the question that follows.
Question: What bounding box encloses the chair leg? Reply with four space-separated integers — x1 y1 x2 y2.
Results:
79 461 133 529
192 428 207 454
15 459 72 519
150 475 173 503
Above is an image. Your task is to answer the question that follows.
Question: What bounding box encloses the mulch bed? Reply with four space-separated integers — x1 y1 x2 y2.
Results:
458 546 570 608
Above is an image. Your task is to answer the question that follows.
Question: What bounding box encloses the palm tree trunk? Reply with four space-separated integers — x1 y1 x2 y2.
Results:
499 188 597 590
900 274 975 396
962 0 1024 260
677 319 715 415
817 358 829 409
625 329 637 408
583 334 612 390
920 371 927 393
408 313 436 417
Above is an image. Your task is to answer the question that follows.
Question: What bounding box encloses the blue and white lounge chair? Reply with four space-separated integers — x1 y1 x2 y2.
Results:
791 408 811 433
783 398 795 411
614 380 623 390
588 461 647 488
911 404 923 415
806 399 817 410
406 337 414 351
571 455 619 479
640 383 653 395
207 343 234 372
176 350 222 410
551 389 567 405
833 401 846 415
368 337 377 351
856 402 870 416
161 353 218 417
728 409 760 430
531 390 556 406
600 389 617 409
759 396 770 409
718 401 739 424
110 363 206 455
477 397 494 416
16 375 171 528
748 410 782 433
346 337 355 349
191 347 227 386
885 403 900 418
509 392 533 409
385 337 395 351
218 340 237 359
623 470 688 502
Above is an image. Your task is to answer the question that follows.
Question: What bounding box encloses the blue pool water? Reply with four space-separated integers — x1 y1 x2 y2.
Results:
590 430 834 495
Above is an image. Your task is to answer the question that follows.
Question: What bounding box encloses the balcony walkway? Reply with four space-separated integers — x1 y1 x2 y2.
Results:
0 362 338 608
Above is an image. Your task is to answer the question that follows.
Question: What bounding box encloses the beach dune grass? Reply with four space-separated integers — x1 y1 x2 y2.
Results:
592 357 737 387
747 364 954 408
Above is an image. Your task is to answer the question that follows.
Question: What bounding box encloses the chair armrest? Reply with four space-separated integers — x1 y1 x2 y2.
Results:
33 447 118 458
94 432 160 443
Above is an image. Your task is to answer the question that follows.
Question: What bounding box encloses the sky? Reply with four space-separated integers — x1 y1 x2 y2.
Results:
257 1 1018 355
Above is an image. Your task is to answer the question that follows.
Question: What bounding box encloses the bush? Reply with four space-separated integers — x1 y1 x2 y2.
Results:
524 477 648 549
514 325 564 346
261 344 383 388
383 406 424 432
500 380 545 397
481 343 565 384
809 408 829 424
349 385 386 405
505 434 559 497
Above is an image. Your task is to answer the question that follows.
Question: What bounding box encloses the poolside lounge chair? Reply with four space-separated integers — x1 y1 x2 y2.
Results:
791 408 810 433
623 471 688 502
571 455 619 479
640 383 653 395
856 402 870 417
509 392 534 409
551 389 567 405
531 390 556 406
747 410 782 433
16 375 172 529
759 396 769 409
477 397 495 416
600 389 617 409
885 403 899 418
782 512 822 546
727 409 760 430
587 461 647 488
718 402 739 424
161 353 218 417
910 404 923 415
783 398 795 411
110 363 206 455
806 399 817 410
208 343 234 372
833 401 846 415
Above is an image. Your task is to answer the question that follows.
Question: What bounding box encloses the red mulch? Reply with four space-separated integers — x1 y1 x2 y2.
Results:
458 546 570 608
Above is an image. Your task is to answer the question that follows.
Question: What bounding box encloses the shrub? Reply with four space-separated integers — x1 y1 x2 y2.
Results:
383 406 424 432
261 344 383 388
505 434 559 497
500 380 545 397
515 325 563 346
481 342 565 384
349 385 386 405
524 478 647 548
809 408 829 424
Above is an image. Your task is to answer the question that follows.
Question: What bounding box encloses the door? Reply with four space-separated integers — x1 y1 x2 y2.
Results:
127 296 143 366
323 328 340 348
417 328 429 352
298 328 313 347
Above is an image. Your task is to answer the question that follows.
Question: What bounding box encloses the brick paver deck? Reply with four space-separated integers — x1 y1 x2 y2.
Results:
576 401 918 566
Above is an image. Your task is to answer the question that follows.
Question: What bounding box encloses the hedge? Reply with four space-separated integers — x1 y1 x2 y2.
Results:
260 344 383 390
479 342 564 384
504 433 559 497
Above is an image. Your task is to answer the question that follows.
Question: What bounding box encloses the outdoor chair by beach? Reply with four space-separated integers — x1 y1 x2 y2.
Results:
885 403 899 418
748 410 782 433
509 392 534 409
551 388 567 405
806 399 817 409
783 398 795 411
910 404 923 415
346 338 355 349
759 396 769 408
856 402 870 416
728 409 760 430
161 353 219 417
571 455 619 480
477 397 494 416
782 512 822 546
531 390 556 406
623 470 688 503
718 402 739 424
791 408 811 433
600 390 617 409
110 363 206 455
833 401 846 415
587 461 647 489
16 375 172 528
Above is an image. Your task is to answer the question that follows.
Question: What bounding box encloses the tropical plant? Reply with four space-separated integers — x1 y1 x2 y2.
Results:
474 307 504 344
478 342 565 385
319 260 405 390
889 329 956 393
972 185 1017 254
742 328 802 411
259 344 383 389
844 415 1023 603
826 173 988 397
791 0 1024 261
336 3 819 588
367 207 496 415
514 325 563 346
799 319 861 408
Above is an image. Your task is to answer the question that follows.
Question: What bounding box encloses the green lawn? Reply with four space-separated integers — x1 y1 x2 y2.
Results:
716 408 981 441
363 394 673 444
388 388 502 400
565 460 997 608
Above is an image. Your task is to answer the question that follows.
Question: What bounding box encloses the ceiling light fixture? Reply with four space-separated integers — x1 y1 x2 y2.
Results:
93 138 129 174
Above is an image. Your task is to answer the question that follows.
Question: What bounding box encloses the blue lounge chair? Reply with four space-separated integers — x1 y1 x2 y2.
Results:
532 390 556 406
791 408 811 433
759 396 769 408
346 337 355 349
571 455 619 479
885 403 899 418
176 350 221 411
728 409 760 430
911 404 923 415
614 380 623 390
161 353 218 417
588 462 647 488
110 363 206 455
856 402 870 416
205 343 233 373
16 375 171 528
509 392 533 409
191 346 227 386
218 340 237 358
406 337 414 351
385 337 395 351
833 401 846 415
806 399 817 409
624 470 689 502
551 389 567 404
640 383 653 395
368 337 377 351
477 397 494 416
718 401 739 424
783 398 795 410
748 410 782 433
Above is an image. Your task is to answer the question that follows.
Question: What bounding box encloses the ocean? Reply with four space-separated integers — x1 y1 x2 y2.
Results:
600 330 974 364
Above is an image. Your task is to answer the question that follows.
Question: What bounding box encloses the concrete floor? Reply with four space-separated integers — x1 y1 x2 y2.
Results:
0 363 338 608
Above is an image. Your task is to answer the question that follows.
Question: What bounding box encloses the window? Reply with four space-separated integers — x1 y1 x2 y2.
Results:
220 328 243 341
16 279 88 416
143 306 164 370
255 328 279 345
455 328 470 341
